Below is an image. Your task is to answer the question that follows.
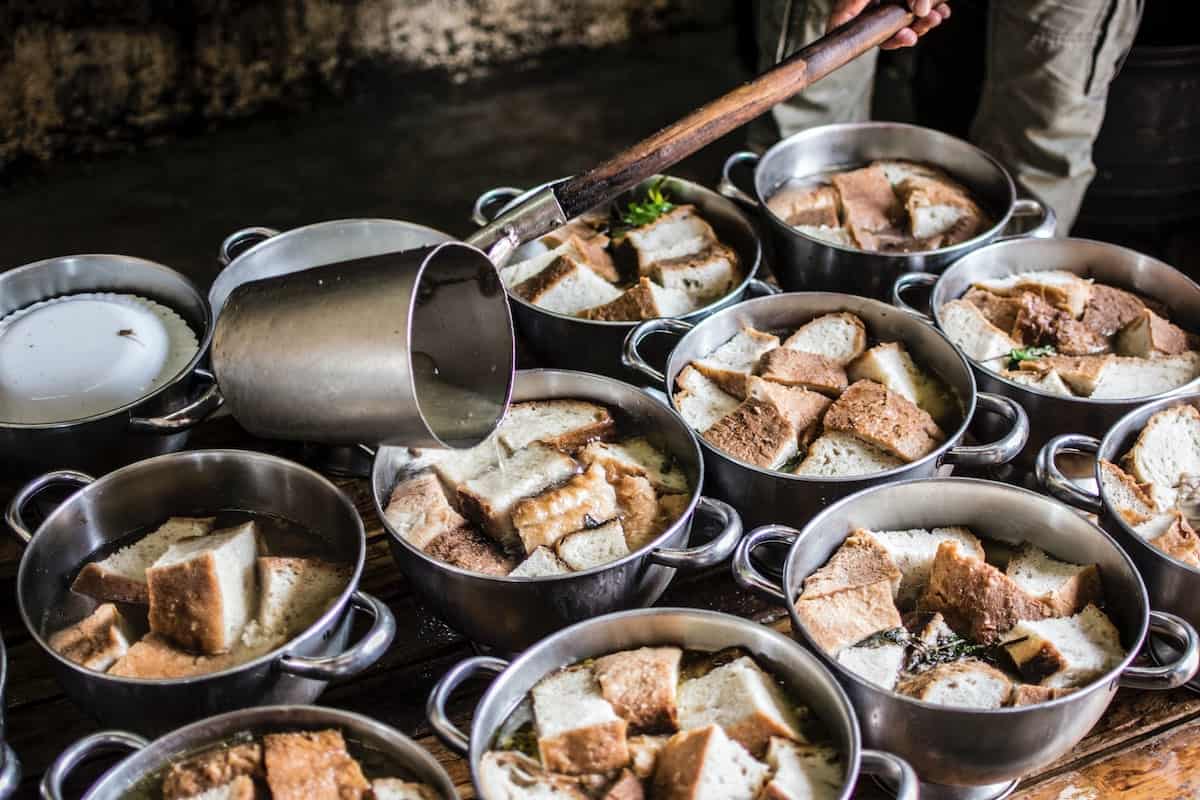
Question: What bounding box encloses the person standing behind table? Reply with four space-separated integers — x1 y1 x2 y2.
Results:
752 0 1144 234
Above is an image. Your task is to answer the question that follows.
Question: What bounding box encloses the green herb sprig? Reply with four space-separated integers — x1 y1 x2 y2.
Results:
1007 345 1056 369
614 180 676 236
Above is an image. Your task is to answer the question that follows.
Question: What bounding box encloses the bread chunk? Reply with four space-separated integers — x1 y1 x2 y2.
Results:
652 724 769 800
542 226 620 283
677 656 800 757
262 729 370 800
533 665 630 774
515 254 624 315
964 288 1023 334
794 225 855 248
612 474 661 551
830 165 900 232
369 778 440 800
182 775 257 800
622 205 718 274
478 751 590 800
1000 369 1075 397
1099 459 1159 523
823 380 944 463
108 633 279 679
703 397 799 470
249 557 349 645
835 642 906 690
509 546 572 578
864 527 985 607
1116 308 1191 357
895 174 986 244
1007 684 1076 707
1080 284 1149 338
1126 405 1200 510
162 743 263 800
1090 352 1200 399
797 569 902 655
759 737 843 800
458 444 581 550
1005 545 1102 617
782 313 867 366
500 244 573 290
673 365 741 434
1142 511 1200 567
71 516 215 605
383 473 467 551
793 432 903 477
425 525 517 576
581 277 695 321
147 522 259 654
973 270 1093 318
423 437 503 497
579 437 688 494
768 184 841 228
628 735 670 780
556 520 630 571
498 400 616 453
939 299 1020 363
48 603 134 672
758 348 848 397
693 327 780 398
594 646 682 733
650 244 739 303
513 463 618 553
1002 604 1125 688
895 660 1012 709
1017 354 1112 397
802 530 902 599
847 341 956 423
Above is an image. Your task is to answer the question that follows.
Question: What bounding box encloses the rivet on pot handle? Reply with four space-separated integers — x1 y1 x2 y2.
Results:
942 393 1029 468
41 730 149 800
622 318 695 384
1121 611 1200 691
129 368 225 434
471 187 525 227
219 226 279 267
427 655 509 755
718 151 761 208
277 591 396 680
732 524 801 605
7 470 94 544
1035 434 1103 514
998 196 1057 242
891 271 939 321
859 750 920 800
648 497 743 570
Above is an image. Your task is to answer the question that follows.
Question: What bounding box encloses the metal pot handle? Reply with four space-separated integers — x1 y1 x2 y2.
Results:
647 497 743 570
41 730 149 800
622 318 695 384
731 524 800 605
891 271 939 321
6 470 94 544
1035 434 1103 514
0 745 20 800
860 749 920 800
427 655 510 755
718 151 761 208
219 226 279 266
747 278 782 297
942 393 1030 467
997 197 1057 242
129 368 225 434
277 591 397 680
471 187 525 227
1121 611 1200 690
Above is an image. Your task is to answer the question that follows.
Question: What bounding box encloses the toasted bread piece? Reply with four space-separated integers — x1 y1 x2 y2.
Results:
48 603 134 672
1000 369 1075 396
703 398 799 470
835 641 906 690
599 769 644 800
478 751 590 800
509 545 572 578
757 348 848 397
183 775 257 800
793 432 904 477
1005 545 1102 617
533 665 630 774
594 646 682 733
1090 352 1200 399
768 184 841 228
1018 354 1112 396
515 254 624 315
1136 511 1200 567
895 660 1012 709
920 541 1052 643
673 365 741 433
498 400 616 453
71 516 216 605
370 778 440 800
830 165 900 232
250 557 349 644
581 277 696 321
1080 284 1148 338
147 522 259 655
802 530 902 599
939 299 1021 363
263 729 370 800
163 743 264 800
108 633 279 679
612 474 661 551
1116 308 1191 357
874 159 943 185
973 270 1093 318
782 313 868 366
895 175 986 243
693 327 781 398
748 378 832 433
823 380 944 463
514 463 619 553
580 437 688 494
500 244 572 290
847 341 956 423
1126 405 1200 510
425 525 517 576
677 656 800 757
964 288 1023 333
1007 684 1076 707
1002 604 1124 688
458 444 581 550
652 724 769 800
622 205 718 274
650 244 739 303
864 527 984 607
759 737 843 800
542 226 620 283
628 735 670 780
796 532 903 654
383 473 467 551
556 520 629 571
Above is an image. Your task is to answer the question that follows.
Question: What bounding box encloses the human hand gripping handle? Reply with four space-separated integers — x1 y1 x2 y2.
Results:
830 0 951 50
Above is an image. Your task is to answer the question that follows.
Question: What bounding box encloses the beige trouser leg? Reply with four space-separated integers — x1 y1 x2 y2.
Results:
970 0 1143 233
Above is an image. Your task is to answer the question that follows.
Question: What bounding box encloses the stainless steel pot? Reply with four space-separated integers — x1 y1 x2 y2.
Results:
0 637 19 800
1038 392 1200 691
42 705 458 800
733 477 1199 800
372 369 744 653
623 292 1030 529
0 255 222 478
471 175 773 382
895 237 1200 469
5 450 396 736
719 122 1056 299
427 607 917 799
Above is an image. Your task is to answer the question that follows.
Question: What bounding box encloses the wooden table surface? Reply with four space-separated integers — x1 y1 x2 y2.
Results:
3 418 1199 800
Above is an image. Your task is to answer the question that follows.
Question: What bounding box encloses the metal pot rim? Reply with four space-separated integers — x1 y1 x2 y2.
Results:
372 368 705 582
18 448 366 686
754 121 1018 258
0 254 214 431
782 476 1150 713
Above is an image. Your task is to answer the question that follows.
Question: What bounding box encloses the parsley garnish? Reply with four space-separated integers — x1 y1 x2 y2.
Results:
1007 345 1055 369
620 180 675 229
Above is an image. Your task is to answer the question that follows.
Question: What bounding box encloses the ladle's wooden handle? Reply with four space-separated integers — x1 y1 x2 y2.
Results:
553 2 914 218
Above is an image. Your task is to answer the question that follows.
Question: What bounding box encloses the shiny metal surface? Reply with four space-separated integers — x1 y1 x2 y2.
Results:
733 478 1200 796
0 637 19 800
426 608 918 800
10 450 395 736
0 254 220 477
719 122 1054 299
45 706 458 800
624 292 1030 528
471 175 767 382
909 237 1200 468
371 369 744 653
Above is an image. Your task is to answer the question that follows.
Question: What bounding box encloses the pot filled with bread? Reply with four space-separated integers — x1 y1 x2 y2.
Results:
897 237 1200 468
734 477 1199 799
42 705 457 800
718 122 1054 299
427 607 918 800
623 292 1029 527
7 450 395 735
371 369 743 653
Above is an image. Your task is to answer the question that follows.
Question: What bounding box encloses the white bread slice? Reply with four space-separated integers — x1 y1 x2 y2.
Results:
973 270 1093 318
1090 352 1200 399
1132 511 1181 541
794 225 855 248
185 776 256 800
674 365 740 433
782 313 867 366
421 436 504 497
836 642 906 690
939 299 1020 363
895 660 1012 709
1126 405 1200 510
162 742 263 800
513 462 619 553
1018 355 1112 397
247 557 349 646
48 603 134 672
759 737 843 800
999 369 1075 396
71 516 216 605
652 724 769 800
677 656 801 757
458 444 581 551
593 646 682 733
874 159 941 185
579 437 688 494
622 205 718 273
629 734 670 779
796 531 903 654
864 527 984 607
383 472 468 551
650 244 739 302
581 276 696 321
556 519 630 571
897 175 982 241
542 227 620 283
793 432 904 477
767 184 840 228
515 255 623 315
497 400 616 453
509 545 572 578
500 244 570 290
693 327 781 398
533 665 630 774
1005 545 1102 617
757 348 848 397
1002 604 1125 688
1115 308 1191 357
478 751 589 800
823 380 944 463
370 778 439 800
262 730 370 800
146 522 259 654
847 342 956 422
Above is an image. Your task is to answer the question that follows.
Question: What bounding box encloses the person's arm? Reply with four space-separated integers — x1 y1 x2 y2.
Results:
829 0 951 50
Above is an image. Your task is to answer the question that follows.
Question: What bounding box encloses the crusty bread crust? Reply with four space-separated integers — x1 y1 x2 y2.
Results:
703 397 798 469
539 719 630 776
796 579 902 655
263 729 370 800
147 552 227 654
425 525 517 576
1008 684 1074 706
830 165 900 232
598 769 644 800
593 646 682 733
70 566 151 606
513 463 618 553
163 743 263 800
613 474 660 551
383 472 467 551
1116 308 1191 357
47 603 131 671
895 659 1012 705
823 380 944 462
107 633 250 679
802 530 902 599
767 184 840 228
758 348 848 397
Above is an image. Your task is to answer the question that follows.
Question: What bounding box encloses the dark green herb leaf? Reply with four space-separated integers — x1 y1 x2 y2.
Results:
1007 345 1056 369
619 179 675 229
